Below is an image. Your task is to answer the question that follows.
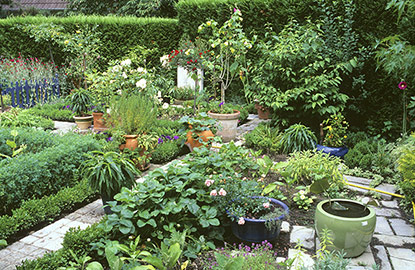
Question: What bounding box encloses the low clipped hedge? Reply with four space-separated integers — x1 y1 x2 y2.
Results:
0 16 182 69
0 179 97 242
17 223 107 270
28 103 74 122
0 133 101 215
0 109 54 129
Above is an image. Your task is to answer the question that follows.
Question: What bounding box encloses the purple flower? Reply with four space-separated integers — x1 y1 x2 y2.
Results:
158 138 163 144
398 81 407 90
173 135 179 140
106 136 113 142
219 102 224 107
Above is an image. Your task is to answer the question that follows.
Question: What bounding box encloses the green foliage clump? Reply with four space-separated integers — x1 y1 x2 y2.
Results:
344 140 377 170
0 134 101 215
278 150 344 188
398 147 415 208
280 124 317 154
244 122 282 154
151 140 182 164
0 179 97 242
0 108 54 129
28 102 74 121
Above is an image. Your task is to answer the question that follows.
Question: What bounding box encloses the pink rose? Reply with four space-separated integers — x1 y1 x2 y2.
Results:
205 179 214 187
210 190 217 196
218 188 227 196
263 202 270 208
238 217 245 225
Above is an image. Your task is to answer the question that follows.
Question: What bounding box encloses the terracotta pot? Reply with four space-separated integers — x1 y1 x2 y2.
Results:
208 110 240 142
256 104 271 120
186 127 214 152
124 135 138 150
92 112 109 131
73 115 93 130
136 148 151 171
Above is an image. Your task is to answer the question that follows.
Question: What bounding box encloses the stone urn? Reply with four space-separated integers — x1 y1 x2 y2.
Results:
208 110 240 142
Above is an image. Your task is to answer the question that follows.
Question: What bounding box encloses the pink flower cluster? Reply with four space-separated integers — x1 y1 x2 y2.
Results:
210 188 227 196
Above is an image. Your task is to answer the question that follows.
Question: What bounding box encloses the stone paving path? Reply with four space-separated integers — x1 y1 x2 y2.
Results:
1 116 414 269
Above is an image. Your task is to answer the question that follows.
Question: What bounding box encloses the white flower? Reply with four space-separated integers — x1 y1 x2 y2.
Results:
136 79 147 89
224 41 229 46
157 91 161 98
112 65 121 72
238 217 245 225
218 188 227 196
263 202 270 208
162 103 169 109
122 72 127 79
299 190 305 195
300 194 306 200
121 59 132 66
117 89 122 95
210 189 217 196
205 179 214 187
160 55 169 67
136 67 147 73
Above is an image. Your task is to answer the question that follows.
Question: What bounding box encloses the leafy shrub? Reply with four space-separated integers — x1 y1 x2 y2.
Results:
0 134 101 214
0 108 54 129
244 122 282 154
398 147 415 208
151 140 182 164
280 124 317 154
0 179 97 242
344 140 377 170
0 128 54 157
277 150 344 188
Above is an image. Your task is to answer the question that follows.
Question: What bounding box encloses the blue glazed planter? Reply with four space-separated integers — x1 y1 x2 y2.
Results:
228 197 289 243
316 144 349 158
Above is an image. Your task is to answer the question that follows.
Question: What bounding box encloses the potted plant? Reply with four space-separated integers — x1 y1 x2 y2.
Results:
82 151 140 214
92 103 109 132
254 99 271 120
170 86 195 105
179 113 216 151
206 173 289 243
69 88 93 130
309 167 376 258
317 112 349 157
207 101 240 142
122 133 158 171
107 94 157 150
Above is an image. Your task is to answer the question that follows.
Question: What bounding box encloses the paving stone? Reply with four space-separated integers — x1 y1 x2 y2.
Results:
374 216 394 235
20 235 41 245
0 261 10 269
30 248 48 258
19 243 43 256
281 221 290 233
389 218 415 237
375 208 401 218
374 184 396 200
380 200 399 209
288 249 314 270
65 212 83 220
290 226 315 249
349 246 376 268
0 248 12 257
387 247 415 269
373 234 415 246
31 218 71 238
346 266 372 270
373 245 392 270
344 175 373 186
7 242 28 252
32 232 64 250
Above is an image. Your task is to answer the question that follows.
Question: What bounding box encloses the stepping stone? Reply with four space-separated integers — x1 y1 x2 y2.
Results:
344 175 373 186
290 226 315 250
374 216 394 235
281 221 290 233
375 208 401 218
349 246 376 268
373 234 415 246
373 245 392 270
288 249 314 270
387 247 415 269
374 184 396 200
380 200 399 209
389 218 415 237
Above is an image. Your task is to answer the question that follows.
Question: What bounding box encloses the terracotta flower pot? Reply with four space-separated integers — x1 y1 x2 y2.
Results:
186 126 214 152
256 104 271 120
207 110 240 142
92 112 109 132
124 135 138 150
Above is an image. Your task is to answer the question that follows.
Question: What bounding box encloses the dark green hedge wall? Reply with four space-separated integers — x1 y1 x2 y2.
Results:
176 0 316 39
0 16 182 67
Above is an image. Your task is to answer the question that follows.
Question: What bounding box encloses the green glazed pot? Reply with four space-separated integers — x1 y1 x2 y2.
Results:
315 199 376 258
